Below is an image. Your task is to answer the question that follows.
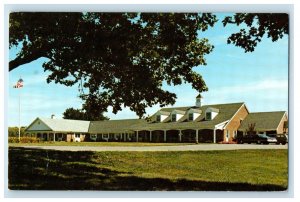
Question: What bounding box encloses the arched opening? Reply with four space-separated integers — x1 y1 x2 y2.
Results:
166 130 180 142
151 130 164 142
181 129 196 143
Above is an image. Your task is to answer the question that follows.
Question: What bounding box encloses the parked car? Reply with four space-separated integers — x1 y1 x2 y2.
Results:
237 134 277 144
257 134 277 144
237 134 257 144
266 134 287 145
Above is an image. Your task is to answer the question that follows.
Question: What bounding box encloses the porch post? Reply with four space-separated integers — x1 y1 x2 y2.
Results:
195 130 198 143
164 130 167 142
213 129 216 143
54 133 56 142
47 133 49 141
178 130 182 142
136 131 139 142
149 131 152 142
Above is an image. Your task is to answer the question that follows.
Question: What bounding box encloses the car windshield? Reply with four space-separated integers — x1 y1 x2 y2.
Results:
258 134 268 138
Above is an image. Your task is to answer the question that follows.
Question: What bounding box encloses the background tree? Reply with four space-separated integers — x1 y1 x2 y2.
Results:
245 123 256 135
8 127 26 137
63 107 109 121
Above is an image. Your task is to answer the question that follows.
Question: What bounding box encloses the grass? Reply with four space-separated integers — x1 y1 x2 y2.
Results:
8 147 288 191
9 142 194 147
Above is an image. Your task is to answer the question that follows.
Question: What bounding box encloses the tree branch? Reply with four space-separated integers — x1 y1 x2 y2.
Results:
9 52 46 71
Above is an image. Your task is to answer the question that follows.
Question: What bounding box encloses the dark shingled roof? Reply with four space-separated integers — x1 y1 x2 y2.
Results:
88 119 147 134
206 107 220 113
238 111 286 132
159 106 193 113
128 102 245 131
157 111 171 116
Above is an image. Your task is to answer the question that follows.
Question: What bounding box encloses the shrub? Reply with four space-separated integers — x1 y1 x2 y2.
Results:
8 137 41 143
8 137 19 143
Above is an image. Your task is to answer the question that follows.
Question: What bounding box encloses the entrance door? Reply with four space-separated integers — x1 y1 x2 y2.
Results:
225 130 229 142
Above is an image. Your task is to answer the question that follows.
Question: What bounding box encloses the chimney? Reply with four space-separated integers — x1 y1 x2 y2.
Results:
196 94 202 107
51 114 55 119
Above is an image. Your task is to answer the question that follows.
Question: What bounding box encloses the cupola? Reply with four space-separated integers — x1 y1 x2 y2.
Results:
196 94 202 107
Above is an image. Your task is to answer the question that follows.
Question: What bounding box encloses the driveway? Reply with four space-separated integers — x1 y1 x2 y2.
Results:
17 144 288 152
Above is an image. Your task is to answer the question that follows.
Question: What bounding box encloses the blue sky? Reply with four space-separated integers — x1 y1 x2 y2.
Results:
8 13 288 127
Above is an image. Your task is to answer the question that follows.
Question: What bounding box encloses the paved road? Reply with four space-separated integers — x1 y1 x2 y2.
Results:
17 144 288 152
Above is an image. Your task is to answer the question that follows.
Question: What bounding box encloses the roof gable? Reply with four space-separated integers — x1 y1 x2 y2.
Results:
187 108 202 114
25 118 52 131
156 110 171 116
26 118 90 133
238 111 286 131
171 109 186 115
205 107 220 113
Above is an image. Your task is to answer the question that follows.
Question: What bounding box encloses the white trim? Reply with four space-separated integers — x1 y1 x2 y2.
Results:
215 120 230 130
276 112 288 133
225 130 229 142
213 129 216 143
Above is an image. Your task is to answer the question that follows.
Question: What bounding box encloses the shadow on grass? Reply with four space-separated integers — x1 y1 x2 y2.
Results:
8 147 286 191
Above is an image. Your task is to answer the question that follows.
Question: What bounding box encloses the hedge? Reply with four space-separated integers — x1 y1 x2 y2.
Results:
8 137 41 143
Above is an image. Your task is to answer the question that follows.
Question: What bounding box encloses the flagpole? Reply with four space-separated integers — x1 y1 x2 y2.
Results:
14 77 23 142
18 85 21 142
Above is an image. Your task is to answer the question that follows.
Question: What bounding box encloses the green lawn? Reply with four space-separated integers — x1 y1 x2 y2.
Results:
8 147 288 191
9 142 194 147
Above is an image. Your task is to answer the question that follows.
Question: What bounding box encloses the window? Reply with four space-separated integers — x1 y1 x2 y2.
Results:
206 112 212 120
171 114 176 122
188 113 193 121
75 134 80 138
240 118 243 124
156 115 161 122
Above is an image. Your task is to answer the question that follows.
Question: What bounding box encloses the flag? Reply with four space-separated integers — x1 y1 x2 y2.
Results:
13 78 24 88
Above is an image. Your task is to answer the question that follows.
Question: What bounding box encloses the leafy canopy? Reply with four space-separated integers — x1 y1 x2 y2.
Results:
10 12 217 118
9 13 288 118
223 13 288 52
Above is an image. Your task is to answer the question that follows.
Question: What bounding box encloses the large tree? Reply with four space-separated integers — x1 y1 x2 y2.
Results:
9 12 217 117
9 12 288 118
